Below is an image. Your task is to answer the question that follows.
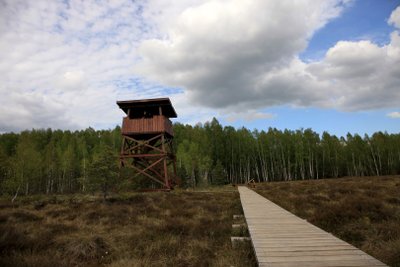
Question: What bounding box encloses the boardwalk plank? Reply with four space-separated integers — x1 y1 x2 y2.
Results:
238 186 387 267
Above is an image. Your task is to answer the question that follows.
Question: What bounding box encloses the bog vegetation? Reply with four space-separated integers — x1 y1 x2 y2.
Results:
0 120 399 266
254 176 400 267
0 189 256 267
1 118 400 195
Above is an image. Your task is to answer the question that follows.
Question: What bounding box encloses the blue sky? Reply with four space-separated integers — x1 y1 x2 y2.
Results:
301 0 400 61
0 0 399 137
221 0 400 137
224 107 400 138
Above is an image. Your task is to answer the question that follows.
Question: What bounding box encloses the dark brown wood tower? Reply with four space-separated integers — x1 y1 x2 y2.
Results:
117 98 178 190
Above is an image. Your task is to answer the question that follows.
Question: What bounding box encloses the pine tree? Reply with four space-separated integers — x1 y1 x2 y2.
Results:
87 144 119 200
211 160 226 185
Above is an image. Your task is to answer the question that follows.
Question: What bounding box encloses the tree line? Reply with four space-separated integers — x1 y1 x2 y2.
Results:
175 119 400 185
1 118 400 195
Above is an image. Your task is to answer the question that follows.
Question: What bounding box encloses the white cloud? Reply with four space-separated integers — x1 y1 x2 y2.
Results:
0 90 79 132
307 34 400 110
0 0 154 132
226 110 276 123
136 2 400 113
136 0 350 109
387 111 400 118
389 6 400 28
57 70 86 90
1 0 400 132
169 91 218 125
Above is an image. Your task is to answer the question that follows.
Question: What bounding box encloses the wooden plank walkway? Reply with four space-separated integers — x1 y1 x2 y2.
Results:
238 186 387 267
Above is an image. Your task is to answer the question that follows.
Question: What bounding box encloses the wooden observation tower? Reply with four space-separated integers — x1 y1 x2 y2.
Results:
117 98 178 190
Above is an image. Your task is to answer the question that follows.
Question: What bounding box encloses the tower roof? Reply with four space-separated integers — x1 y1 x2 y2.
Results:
116 98 177 118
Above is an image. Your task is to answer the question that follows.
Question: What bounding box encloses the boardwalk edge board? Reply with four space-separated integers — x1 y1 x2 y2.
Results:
237 186 387 267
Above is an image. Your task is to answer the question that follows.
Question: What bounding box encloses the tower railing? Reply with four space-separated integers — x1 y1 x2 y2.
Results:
121 115 173 136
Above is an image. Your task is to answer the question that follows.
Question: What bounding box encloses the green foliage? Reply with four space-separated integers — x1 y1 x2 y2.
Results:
87 144 119 199
9 133 42 195
1 119 400 194
0 147 10 194
211 160 226 185
0 127 121 195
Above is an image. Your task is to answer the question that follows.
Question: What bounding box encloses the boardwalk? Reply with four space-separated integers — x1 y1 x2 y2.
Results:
238 186 387 267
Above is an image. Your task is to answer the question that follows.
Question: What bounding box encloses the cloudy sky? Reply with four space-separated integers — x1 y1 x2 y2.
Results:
0 0 399 136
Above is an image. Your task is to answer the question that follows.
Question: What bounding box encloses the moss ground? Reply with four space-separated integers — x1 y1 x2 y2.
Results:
0 188 256 267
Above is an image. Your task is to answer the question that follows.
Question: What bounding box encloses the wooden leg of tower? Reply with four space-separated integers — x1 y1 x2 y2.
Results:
120 136 126 155
133 157 165 180
127 159 167 187
163 158 169 188
169 137 178 186
119 137 126 168
161 134 169 189
120 133 177 190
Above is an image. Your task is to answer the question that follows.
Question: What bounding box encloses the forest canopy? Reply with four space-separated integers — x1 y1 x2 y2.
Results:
0 118 399 195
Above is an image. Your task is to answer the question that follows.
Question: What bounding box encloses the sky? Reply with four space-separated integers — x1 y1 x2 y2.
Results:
0 0 400 137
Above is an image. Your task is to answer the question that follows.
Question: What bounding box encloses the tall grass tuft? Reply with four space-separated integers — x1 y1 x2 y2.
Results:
0 188 256 266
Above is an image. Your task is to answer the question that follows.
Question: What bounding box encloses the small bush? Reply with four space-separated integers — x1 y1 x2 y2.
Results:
33 201 47 210
57 235 112 263
10 211 42 222
0 224 33 251
0 189 254 266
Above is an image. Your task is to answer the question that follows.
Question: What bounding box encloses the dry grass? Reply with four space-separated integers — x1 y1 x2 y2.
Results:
254 175 400 267
0 188 256 267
